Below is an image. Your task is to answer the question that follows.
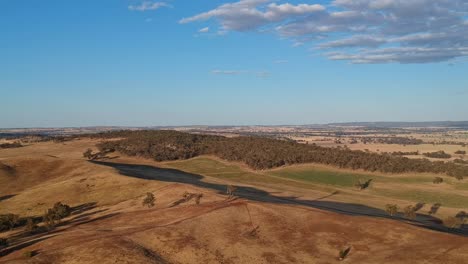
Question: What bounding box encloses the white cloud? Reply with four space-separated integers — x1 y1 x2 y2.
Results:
128 1 168 11
181 0 468 64
211 70 243 75
180 0 324 31
211 69 270 78
198 27 210 33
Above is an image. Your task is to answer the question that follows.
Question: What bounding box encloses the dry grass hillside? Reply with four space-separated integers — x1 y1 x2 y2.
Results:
1 139 468 263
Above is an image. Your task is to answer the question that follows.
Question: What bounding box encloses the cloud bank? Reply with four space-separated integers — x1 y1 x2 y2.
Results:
128 1 169 11
180 0 468 64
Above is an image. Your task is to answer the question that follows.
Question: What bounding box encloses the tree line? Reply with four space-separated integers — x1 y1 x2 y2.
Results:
93 130 468 179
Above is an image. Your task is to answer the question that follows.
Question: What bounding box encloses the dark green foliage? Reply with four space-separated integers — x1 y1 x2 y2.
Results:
423 151 452 159
338 247 351 261
428 203 441 215
433 177 444 184
358 137 423 145
354 179 372 190
0 214 20 231
23 250 34 258
385 204 398 216
93 130 468 178
42 202 71 229
0 142 23 149
455 150 466 155
0 238 8 249
392 151 419 156
142 192 155 208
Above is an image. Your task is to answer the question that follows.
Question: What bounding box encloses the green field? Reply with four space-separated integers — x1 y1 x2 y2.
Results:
164 156 468 211
268 167 372 188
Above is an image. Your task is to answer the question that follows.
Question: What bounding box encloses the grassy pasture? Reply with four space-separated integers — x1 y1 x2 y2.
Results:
164 156 468 213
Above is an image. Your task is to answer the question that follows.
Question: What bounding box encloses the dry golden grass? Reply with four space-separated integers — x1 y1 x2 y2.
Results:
1 139 468 263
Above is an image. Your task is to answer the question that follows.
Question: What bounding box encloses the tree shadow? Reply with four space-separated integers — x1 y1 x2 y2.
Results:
91 160 468 236
0 202 119 258
0 194 16 202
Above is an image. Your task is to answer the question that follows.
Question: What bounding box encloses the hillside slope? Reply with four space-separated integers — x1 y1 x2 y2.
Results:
1 139 468 263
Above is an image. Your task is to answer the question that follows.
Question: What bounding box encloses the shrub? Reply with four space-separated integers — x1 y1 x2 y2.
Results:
433 177 444 184
226 185 237 197
423 151 451 159
142 192 155 208
403 206 416 220
0 214 20 231
23 251 34 258
25 218 38 234
246 225 260 239
42 202 72 229
338 247 351 261
0 142 23 149
443 216 465 229
355 179 372 190
83 148 93 159
455 211 467 219
428 203 441 215
455 150 466 155
171 192 203 207
454 159 468 164
385 204 399 216
0 238 8 249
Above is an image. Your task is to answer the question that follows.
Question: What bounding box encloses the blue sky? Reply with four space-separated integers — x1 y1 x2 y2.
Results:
1 0 467 128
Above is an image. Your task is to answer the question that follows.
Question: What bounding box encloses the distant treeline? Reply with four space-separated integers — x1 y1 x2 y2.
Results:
353 137 424 145
423 151 452 159
0 142 23 149
93 130 468 179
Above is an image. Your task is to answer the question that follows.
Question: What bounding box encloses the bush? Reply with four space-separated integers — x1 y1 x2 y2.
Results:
227 185 237 197
443 216 465 229
423 151 452 159
385 204 398 216
453 159 468 165
433 177 444 184
338 247 351 261
0 238 8 249
25 218 38 234
0 214 20 231
23 251 34 258
171 192 203 207
0 142 23 149
83 148 93 159
455 150 466 155
403 206 416 220
142 192 155 208
355 179 372 190
42 202 72 229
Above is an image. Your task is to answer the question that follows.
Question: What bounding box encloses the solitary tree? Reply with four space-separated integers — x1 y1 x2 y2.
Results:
83 149 93 159
226 185 237 198
403 205 416 220
385 204 399 216
142 192 155 208
433 177 444 184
